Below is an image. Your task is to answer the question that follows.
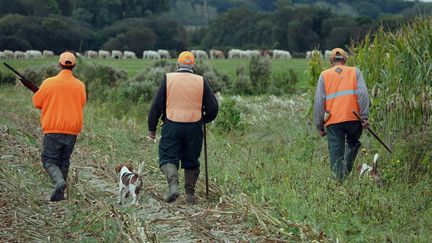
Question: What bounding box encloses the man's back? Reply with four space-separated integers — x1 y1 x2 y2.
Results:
33 69 86 135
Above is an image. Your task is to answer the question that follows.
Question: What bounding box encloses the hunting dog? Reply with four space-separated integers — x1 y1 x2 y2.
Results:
358 153 380 181
115 163 143 206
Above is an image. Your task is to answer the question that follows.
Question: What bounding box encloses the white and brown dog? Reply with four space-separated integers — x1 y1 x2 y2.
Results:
115 163 143 206
358 153 381 181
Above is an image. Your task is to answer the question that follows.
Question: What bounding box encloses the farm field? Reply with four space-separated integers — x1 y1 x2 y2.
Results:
0 57 310 89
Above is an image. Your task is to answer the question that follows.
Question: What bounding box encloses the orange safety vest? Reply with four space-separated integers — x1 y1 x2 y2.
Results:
323 65 359 126
166 72 204 123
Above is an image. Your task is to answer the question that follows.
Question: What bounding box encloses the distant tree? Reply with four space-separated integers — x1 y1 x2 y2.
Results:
354 2 381 19
72 0 169 27
0 36 31 50
0 0 59 16
102 27 157 55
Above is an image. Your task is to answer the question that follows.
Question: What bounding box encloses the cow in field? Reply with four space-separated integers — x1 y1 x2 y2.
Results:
246 50 260 58
228 49 250 59
3 50 14 59
324 50 332 59
112 50 123 59
306 50 323 59
143 50 161 60
273 49 292 59
26 50 43 59
85 50 98 58
123 51 137 59
158 49 171 59
98 50 110 59
14 51 26 59
191 50 208 60
210 49 224 59
43 50 54 57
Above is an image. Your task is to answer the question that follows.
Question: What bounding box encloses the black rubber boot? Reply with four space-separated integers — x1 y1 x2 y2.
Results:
46 165 66 202
184 169 200 204
160 163 179 203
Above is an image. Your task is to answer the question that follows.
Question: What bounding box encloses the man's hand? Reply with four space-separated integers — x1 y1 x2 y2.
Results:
147 131 156 142
361 119 370 129
319 129 327 137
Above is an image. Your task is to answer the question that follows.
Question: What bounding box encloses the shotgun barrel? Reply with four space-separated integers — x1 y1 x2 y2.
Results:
3 62 39 93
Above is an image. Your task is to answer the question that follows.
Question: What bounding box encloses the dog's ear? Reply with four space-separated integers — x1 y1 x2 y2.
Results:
115 164 123 174
126 163 134 171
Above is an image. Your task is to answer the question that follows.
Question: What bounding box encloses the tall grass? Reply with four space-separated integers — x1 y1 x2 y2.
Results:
352 17 432 132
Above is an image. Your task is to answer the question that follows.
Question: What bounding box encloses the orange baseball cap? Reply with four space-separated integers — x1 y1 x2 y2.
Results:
329 48 348 60
59 51 76 66
178 51 195 65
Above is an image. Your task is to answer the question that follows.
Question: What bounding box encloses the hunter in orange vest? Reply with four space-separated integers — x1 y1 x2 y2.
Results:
33 51 86 201
148 51 218 204
314 48 369 181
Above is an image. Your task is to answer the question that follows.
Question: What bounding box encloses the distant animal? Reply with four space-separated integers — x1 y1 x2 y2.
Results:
157 49 171 59
246 50 260 58
228 49 249 59
112 50 123 59
85 50 98 58
273 49 292 59
191 49 208 59
26 50 43 59
209 49 224 59
357 153 380 181
123 51 137 59
0 51 5 59
98 50 110 59
115 163 143 206
14 51 26 59
324 50 332 59
306 50 323 59
43 50 54 57
143 50 161 60
3 50 14 59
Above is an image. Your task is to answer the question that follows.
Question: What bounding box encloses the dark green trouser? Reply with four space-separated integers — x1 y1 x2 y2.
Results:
159 121 203 170
326 121 362 181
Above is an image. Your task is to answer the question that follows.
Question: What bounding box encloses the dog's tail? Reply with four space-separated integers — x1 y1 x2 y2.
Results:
137 161 145 176
372 153 379 174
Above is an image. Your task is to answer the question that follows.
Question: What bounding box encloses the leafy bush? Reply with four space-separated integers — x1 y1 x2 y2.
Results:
232 65 253 95
249 56 271 94
21 64 59 86
269 68 299 95
0 70 16 85
215 97 243 133
194 60 229 93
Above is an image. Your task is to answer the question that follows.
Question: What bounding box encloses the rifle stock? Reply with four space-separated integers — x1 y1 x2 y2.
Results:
3 62 39 93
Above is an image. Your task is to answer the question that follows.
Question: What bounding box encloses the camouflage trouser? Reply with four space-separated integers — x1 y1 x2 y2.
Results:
326 121 362 181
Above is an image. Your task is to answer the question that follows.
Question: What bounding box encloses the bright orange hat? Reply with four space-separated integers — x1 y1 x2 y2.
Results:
59 51 76 66
329 48 348 60
178 51 195 65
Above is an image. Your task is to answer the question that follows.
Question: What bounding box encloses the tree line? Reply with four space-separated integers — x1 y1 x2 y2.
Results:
0 0 431 55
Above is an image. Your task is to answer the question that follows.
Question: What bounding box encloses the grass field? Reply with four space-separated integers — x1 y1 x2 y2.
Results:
1 57 310 89
1 52 431 241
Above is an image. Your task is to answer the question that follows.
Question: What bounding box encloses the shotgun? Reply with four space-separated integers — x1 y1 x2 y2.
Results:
3 62 39 93
352 110 392 153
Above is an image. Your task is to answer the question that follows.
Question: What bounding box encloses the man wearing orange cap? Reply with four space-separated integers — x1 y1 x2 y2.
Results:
313 48 369 182
33 51 86 201
148 51 218 204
